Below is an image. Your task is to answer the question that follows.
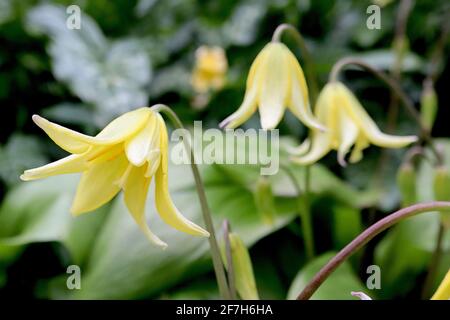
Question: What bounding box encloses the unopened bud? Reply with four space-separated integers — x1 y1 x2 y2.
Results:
254 177 276 225
397 162 417 207
420 81 438 131
433 166 450 228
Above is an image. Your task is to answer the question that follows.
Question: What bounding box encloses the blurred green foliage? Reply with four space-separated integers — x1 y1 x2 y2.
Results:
0 0 449 299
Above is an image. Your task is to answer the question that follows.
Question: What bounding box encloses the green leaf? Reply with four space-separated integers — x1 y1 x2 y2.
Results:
287 252 366 300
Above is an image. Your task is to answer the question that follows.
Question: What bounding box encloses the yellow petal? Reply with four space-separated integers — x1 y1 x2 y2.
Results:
123 163 168 248
154 115 210 237
20 154 87 181
338 83 418 148
291 132 332 165
287 138 311 156
431 269 450 300
125 113 158 166
258 43 289 129
95 107 152 142
336 107 359 167
287 52 325 131
219 44 268 129
349 135 370 163
71 152 129 215
32 115 96 154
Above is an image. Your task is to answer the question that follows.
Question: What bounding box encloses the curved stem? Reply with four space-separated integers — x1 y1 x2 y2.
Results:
272 23 319 102
329 57 443 165
280 164 315 260
296 201 450 300
152 104 231 299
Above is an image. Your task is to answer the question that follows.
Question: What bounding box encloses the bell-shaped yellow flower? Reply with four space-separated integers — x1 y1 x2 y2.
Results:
291 82 418 165
431 269 450 300
20 107 209 248
220 42 325 130
191 46 228 93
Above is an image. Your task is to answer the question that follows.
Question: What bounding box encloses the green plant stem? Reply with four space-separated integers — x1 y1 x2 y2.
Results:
421 222 445 299
296 201 450 300
272 23 319 102
223 220 238 300
152 104 231 299
329 57 443 166
280 164 315 260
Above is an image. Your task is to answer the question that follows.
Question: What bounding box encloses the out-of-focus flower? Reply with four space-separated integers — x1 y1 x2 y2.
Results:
20 107 209 248
351 291 373 300
431 269 450 300
290 82 418 166
220 42 325 130
191 46 228 93
433 166 450 228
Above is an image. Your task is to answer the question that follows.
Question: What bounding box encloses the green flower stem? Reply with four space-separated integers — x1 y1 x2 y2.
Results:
296 201 450 300
223 220 238 300
153 104 231 299
280 164 315 260
272 23 319 102
329 57 444 166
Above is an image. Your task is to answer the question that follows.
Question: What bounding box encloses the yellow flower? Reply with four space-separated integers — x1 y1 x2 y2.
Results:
20 107 209 248
431 269 450 300
220 42 324 130
291 82 418 165
191 46 228 93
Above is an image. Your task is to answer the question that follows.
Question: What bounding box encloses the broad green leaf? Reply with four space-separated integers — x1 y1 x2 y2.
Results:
287 252 366 300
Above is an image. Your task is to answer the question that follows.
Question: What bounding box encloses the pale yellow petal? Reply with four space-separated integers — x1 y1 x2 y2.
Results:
290 132 332 165
287 138 311 156
71 152 129 215
287 52 325 131
349 135 370 163
125 113 158 166
219 84 258 129
95 107 152 142
337 83 418 148
258 43 289 129
336 107 359 167
123 163 167 248
20 154 88 181
32 115 95 154
431 269 450 300
154 115 209 237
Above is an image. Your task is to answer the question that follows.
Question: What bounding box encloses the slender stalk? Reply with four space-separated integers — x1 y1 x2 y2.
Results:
223 220 238 300
421 223 445 298
329 57 443 165
296 201 450 300
152 104 231 299
280 164 315 260
272 23 319 102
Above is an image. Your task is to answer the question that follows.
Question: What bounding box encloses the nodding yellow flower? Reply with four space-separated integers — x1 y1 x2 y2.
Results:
220 42 325 131
431 269 450 300
20 107 209 248
191 46 228 93
290 82 418 166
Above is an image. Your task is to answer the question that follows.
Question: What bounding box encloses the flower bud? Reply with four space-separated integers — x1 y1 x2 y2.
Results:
396 162 417 207
420 82 438 131
254 177 276 225
433 166 450 228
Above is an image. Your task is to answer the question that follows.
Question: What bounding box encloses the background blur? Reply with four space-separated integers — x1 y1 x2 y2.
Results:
0 0 449 299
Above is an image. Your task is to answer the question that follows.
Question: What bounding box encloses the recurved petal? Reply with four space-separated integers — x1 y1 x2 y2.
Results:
219 84 258 129
20 154 88 181
338 83 418 148
71 152 129 215
287 53 325 131
32 115 96 154
258 43 289 129
336 110 359 167
125 113 158 166
154 116 209 237
287 138 311 156
123 163 168 248
290 132 332 165
349 135 370 163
